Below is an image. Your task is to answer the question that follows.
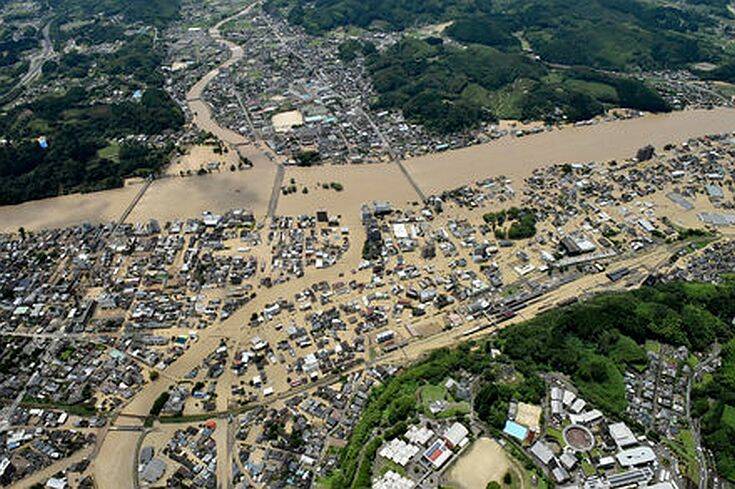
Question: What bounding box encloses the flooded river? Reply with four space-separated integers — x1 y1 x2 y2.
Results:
407 107 735 194
2 108 735 232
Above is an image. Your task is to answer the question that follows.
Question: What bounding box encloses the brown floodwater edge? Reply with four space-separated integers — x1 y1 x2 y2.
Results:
2 107 735 233
406 107 735 194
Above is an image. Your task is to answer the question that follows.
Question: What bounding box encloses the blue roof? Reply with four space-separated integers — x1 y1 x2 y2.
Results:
109 348 124 359
503 420 529 441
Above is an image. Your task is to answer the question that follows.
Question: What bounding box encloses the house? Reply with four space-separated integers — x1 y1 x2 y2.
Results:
561 236 596 256
0 458 15 486
379 438 419 467
376 330 395 344
45 478 68 489
140 446 154 464
569 409 603 425
560 452 578 470
529 441 555 466
570 398 587 414
140 458 167 483
705 184 724 202
405 425 434 446
443 422 469 449
598 456 615 469
552 466 570 483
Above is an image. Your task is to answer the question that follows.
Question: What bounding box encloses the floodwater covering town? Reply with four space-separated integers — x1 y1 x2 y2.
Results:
3 0 735 488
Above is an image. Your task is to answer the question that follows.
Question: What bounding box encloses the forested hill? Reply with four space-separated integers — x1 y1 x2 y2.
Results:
500 281 735 483
325 281 735 488
365 38 671 132
275 0 730 71
0 87 183 205
49 0 182 26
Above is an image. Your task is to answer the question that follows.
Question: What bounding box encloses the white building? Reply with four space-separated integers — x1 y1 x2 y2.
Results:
405 425 434 446
373 470 415 489
379 438 419 467
616 446 656 467
609 422 637 449
443 422 469 449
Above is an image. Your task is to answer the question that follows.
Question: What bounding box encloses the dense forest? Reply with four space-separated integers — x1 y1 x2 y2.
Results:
501 282 732 411
483 207 538 240
49 0 181 26
693 339 735 481
323 281 735 488
0 23 39 93
502 281 735 482
364 38 670 133
0 85 183 205
504 0 718 70
699 61 735 83
0 33 37 68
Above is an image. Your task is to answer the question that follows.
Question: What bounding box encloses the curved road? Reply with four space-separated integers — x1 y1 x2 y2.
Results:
0 21 54 104
93 9 283 486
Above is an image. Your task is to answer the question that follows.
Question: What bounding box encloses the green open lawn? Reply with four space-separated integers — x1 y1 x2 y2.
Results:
374 458 406 477
696 372 714 389
490 79 536 120
59 347 74 361
97 141 121 162
546 427 565 446
22 396 96 417
564 79 618 102
665 429 699 485
687 353 700 369
437 402 471 418
575 353 627 415
581 459 596 477
678 430 697 460
721 404 735 429
418 383 470 418
419 384 448 404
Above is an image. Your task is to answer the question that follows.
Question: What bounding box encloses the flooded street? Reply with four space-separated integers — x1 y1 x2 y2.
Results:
185 3 251 149
6 0 735 486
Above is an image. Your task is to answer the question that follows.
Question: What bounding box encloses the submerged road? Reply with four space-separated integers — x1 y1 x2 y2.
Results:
185 3 254 143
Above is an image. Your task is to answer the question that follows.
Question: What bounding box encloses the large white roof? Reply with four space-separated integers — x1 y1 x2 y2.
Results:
609 422 637 448
443 422 469 446
616 446 656 467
